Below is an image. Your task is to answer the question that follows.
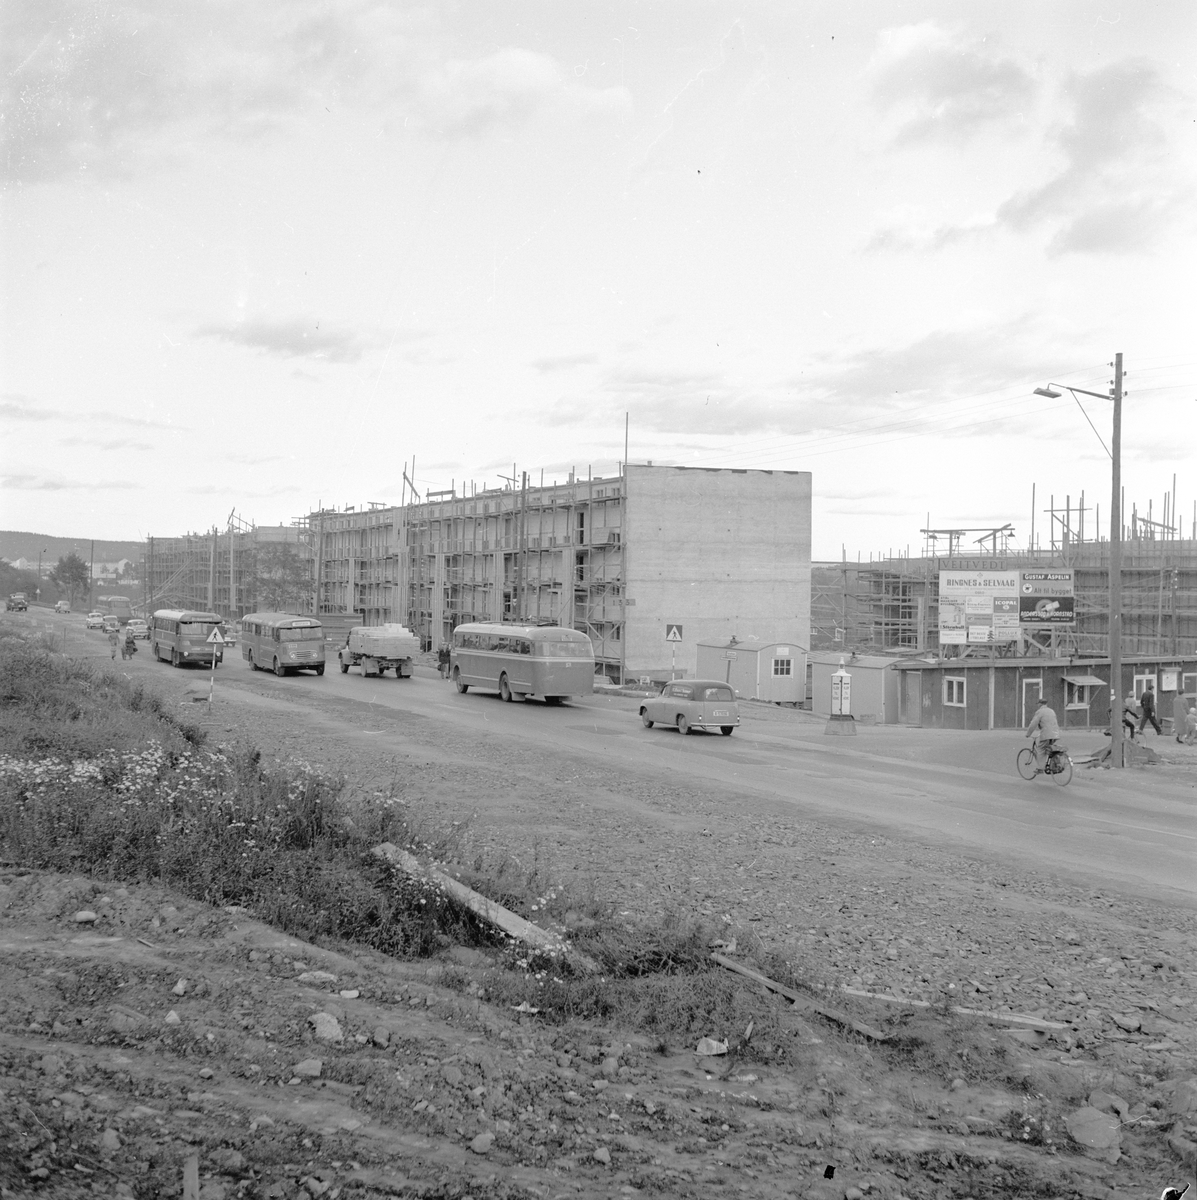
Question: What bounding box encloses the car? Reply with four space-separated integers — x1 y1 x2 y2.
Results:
6 594 27 612
54 600 71 613
86 611 105 629
126 618 149 640
639 679 741 736
101 615 121 633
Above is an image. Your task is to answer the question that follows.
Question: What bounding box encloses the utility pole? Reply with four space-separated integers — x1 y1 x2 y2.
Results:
1109 353 1124 767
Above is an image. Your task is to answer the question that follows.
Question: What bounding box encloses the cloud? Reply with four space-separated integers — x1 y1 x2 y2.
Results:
531 353 599 373
1 473 136 491
870 58 1193 255
415 48 631 138
1 6 631 184
0 395 178 429
197 316 366 363
59 436 153 451
996 60 1188 254
869 23 1035 144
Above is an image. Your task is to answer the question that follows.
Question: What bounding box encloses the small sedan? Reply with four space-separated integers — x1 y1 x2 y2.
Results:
101 615 121 634
54 600 71 613
86 611 105 629
126 618 150 640
639 679 740 736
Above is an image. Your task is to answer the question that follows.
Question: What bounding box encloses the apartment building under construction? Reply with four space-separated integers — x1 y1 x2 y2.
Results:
812 499 1197 658
143 518 308 617
307 464 812 680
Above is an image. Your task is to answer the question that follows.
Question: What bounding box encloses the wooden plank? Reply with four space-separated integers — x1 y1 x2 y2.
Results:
182 1155 199 1200
711 953 889 1042
840 987 1068 1031
372 843 596 972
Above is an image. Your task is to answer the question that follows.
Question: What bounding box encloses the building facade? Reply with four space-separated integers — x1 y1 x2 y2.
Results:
307 464 812 679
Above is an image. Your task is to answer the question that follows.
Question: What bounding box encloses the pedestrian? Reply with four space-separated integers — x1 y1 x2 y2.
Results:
122 626 137 660
107 627 119 659
437 642 451 680
1172 690 1189 744
1138 681 1163 736
1183 700 1197 745
1122 693 1139 742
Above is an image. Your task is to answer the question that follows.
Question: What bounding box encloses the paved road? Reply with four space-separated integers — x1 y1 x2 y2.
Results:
36 609 1197 906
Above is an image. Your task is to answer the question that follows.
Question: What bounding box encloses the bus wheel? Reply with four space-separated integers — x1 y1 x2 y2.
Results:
500 675 513 702
454 669 468 693
546 696 564 706
315 665 325 677
274 657 286 677
171 649 180 668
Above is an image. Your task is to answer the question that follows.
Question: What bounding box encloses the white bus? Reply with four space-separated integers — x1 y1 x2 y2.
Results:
450 623 595 704
151 609 224 668
240 612 326 677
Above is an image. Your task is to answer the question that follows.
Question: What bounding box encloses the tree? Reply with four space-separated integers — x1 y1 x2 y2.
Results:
49 553 91 606
251 543 311 612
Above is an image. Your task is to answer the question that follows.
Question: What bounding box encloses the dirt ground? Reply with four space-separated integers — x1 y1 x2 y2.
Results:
2 628 1196 1200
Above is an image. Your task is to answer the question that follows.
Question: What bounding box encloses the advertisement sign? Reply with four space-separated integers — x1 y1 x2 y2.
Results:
938 571 1019 645
1018 570 1075 626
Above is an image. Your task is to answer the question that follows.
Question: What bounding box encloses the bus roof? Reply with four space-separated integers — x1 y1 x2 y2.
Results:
152 609 222 622
241 612 323 626
453 622 591 640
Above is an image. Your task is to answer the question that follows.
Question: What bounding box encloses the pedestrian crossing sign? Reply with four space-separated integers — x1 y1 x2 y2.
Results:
206 627 226 645
665 624 683 642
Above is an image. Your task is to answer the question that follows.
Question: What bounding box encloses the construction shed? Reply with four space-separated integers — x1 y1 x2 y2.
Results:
695 638 804 704
810 654 901 724
892 655 1197 730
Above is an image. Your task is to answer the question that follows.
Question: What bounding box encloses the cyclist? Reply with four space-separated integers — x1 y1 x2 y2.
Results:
1024 696 1061 767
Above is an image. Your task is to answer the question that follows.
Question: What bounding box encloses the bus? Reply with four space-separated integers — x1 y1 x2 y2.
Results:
240 612 326 677
97 595 133 624
450 623 595 704
151 609 224 668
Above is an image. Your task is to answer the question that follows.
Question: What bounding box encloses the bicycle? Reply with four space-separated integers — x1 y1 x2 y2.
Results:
1016 739 1072 786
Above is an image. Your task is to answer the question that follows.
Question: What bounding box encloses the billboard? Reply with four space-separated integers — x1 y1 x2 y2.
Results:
938 571 1019 645
1019 570 1075 626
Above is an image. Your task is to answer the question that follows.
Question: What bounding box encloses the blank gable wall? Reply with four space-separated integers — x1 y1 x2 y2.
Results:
624 466 812 676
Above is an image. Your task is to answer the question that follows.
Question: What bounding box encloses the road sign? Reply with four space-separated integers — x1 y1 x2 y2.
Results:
665 624 683 642
206 627 226 645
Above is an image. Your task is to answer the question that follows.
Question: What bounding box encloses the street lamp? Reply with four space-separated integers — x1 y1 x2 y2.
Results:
37 547 45 602
1034 355 1124 767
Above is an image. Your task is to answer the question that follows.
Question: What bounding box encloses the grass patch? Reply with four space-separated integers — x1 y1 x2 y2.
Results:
0 625 849 1060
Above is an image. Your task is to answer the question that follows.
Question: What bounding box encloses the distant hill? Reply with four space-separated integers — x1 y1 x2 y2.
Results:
0 531 143 566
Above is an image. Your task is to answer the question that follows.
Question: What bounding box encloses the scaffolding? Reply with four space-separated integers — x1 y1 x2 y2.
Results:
145 513 310 618
305 468 626 669
813 484 1197 659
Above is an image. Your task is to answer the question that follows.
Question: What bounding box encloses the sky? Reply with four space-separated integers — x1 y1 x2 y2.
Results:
2 1 1195 560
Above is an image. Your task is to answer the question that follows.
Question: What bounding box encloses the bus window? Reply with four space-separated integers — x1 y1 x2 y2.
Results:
279 626 323 641
537 640 585 657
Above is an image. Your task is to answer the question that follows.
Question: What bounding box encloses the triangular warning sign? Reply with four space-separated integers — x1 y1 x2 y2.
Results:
206 627 226 645
665 624 683 642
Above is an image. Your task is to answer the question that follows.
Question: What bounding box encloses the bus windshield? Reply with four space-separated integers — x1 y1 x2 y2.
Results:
279 626 323 642
537 640 591 658
180 621 219 638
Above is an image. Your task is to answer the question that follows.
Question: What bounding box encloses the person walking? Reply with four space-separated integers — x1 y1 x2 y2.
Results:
1138 681 1163 736
437 642 451 680
107 627 120 659
121 626 137 660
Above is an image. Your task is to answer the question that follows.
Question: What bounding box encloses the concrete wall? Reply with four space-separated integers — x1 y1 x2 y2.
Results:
624 466 812 678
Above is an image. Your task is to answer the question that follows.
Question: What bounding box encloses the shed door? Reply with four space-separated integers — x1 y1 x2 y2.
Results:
903 672 921 725
1022 678 1043 726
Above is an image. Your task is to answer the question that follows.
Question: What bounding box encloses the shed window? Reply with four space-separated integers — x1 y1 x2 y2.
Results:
944 677 966 707
772 657 792 677
1065 682 1092 709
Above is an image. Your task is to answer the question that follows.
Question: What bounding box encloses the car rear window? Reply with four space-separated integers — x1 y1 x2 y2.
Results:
701 687 734 702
